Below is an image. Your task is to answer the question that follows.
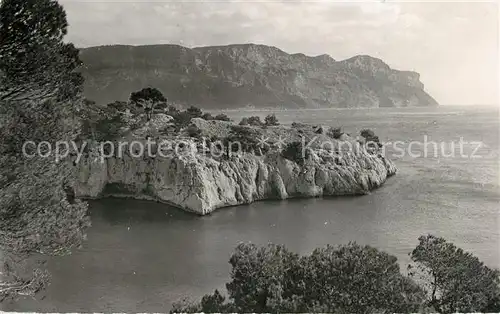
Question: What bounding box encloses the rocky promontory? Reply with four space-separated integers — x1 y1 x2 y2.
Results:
74 116 397 215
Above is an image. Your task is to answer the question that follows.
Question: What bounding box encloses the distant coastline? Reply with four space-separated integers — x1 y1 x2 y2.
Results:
79 43 438 109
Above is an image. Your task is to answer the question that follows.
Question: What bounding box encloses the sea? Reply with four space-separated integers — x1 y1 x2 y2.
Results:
4 105 499 312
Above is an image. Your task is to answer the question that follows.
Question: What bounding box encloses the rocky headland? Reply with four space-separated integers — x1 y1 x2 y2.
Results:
74 115 397 215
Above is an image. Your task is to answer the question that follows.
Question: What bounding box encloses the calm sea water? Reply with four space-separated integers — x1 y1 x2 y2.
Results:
5 106 500 312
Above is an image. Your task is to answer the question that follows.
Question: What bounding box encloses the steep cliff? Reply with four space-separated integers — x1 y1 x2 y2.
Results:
79 43 438 109
75 148 396 215
74 118 397 215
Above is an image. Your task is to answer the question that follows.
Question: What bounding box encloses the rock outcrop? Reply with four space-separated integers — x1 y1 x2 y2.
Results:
74 120 397 215
79 43 438 109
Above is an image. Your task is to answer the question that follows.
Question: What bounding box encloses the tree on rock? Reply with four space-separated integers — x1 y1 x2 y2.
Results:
409 234 500 313
129 87 167 120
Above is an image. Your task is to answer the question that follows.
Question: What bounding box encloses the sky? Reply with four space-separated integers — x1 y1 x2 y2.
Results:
60 0 499 106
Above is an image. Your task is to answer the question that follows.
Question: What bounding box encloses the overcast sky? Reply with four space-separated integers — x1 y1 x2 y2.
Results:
60 0 498 106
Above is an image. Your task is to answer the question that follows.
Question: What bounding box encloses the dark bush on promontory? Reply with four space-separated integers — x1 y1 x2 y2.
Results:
264 114 279 126
360 128 382 148
239 116 263 126
282 141 307 164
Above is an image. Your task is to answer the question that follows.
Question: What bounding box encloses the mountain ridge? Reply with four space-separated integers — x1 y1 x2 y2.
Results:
79 43 438 109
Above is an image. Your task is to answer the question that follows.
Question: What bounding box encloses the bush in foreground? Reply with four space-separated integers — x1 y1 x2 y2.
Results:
172 235 500 313
409 234 500 313
172 243 425 313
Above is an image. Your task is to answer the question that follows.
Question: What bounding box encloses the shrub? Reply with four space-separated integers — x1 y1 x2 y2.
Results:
247 116 263 126
81 112 127 142
291 122 307 128
314 125 326 134
170 106 205 131
186 124 202 139
214 113 232 122
173 237 500 313
172 243 426 313
237 115 263 126
166 105 180 116
281 141 307 164
327 127 343 139
153 102 169 113
239 117 249 126
304 243 425 313
201 113 213 121
360 128 382 148
186 106 203 118
360 129 375 139
106 101 128 112
264 114 279 126
227 125 264 154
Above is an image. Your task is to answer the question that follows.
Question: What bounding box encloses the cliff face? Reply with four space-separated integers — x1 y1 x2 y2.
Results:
74 143 396 215
79 43 438 109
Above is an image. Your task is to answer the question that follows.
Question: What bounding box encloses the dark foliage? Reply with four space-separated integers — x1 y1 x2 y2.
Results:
360 128 382 149
264 114 279 126
186 106 203 118
171 112 196 131
327 127 343 139
186 124 202 139
172 242 426 313
239 117 249 125
282 141 307 164
0 0 83 101
291 122 308 129
106 101 128 112
129 87 166 104
201 113 214 120
129 87 167 120
0 0 90 301
82 110 127 142
227 125 265 155
214 113 232 122
166 105 180 117
154 101 169 111
409 235 500 313
239 116 263 126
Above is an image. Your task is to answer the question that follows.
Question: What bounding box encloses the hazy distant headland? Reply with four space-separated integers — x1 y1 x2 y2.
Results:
79 43 438 109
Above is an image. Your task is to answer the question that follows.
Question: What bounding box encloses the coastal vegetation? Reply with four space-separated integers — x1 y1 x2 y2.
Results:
0 0 90 301
281 141 307 164
129 87 168 121
239 114 280 127
1 0 496 310
172 235 500 313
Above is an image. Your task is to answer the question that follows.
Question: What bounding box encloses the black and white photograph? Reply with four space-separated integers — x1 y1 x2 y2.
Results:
0 0 499 312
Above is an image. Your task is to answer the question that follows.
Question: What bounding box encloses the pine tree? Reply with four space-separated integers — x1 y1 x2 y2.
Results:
0 0 90 301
